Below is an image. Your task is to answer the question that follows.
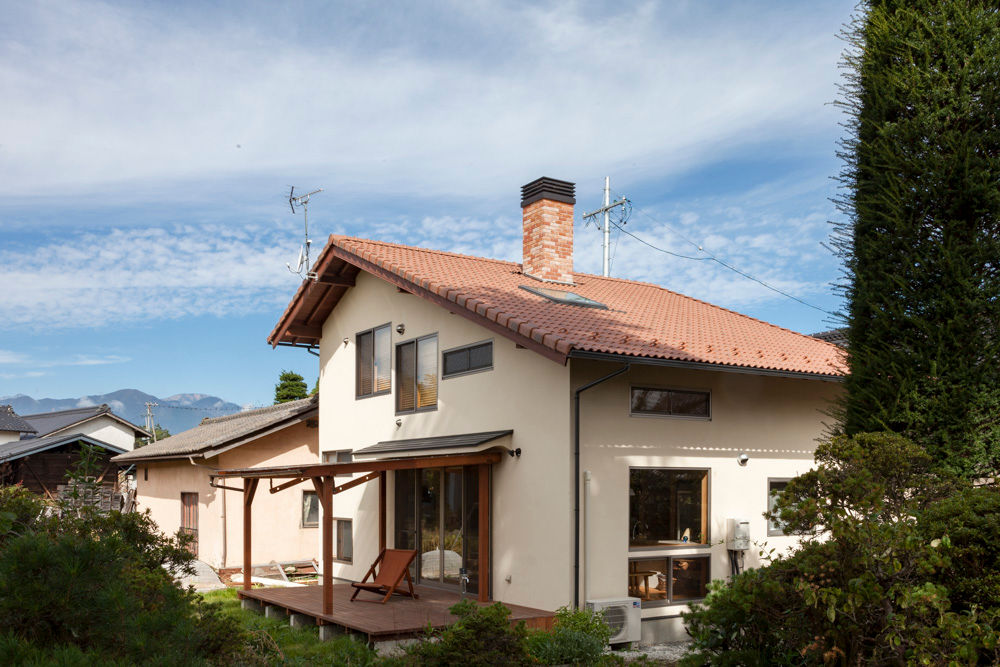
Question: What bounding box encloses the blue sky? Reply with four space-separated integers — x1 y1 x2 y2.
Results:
0 0 856 409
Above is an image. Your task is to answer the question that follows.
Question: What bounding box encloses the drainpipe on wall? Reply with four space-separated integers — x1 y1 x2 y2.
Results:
188 456 225 568
573 363 630 609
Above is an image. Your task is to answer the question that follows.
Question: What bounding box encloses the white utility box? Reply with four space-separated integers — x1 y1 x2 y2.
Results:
585 597 641 645
726 517 751 550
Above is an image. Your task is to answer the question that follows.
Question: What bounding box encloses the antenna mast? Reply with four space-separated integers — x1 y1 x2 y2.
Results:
287 186 324 280
582 177 631 277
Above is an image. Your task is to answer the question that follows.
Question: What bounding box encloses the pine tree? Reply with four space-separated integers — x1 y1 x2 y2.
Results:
832 0 1000 477
273 370 308 404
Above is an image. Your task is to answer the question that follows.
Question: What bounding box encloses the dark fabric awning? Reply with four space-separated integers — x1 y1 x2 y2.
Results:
354 430 513 456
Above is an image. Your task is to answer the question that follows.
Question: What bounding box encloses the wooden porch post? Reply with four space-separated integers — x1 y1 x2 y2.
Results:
313 476 334 615
242 479 259 591
378 471 387 553
478 463 490 602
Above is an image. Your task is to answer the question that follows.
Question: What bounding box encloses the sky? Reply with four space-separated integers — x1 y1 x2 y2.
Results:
0 0 857 410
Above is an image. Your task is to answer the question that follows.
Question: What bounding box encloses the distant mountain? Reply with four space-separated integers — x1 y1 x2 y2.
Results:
0 389 245 436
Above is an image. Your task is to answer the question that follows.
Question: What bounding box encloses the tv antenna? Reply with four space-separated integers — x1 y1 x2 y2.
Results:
582 177 631 277
287 186 323 280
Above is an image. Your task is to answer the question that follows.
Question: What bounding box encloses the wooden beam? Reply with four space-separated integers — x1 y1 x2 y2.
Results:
322 475 333 615
269 477 308 494
478 463 490 602
331 471 380 495
243 479 259 592
285 324 322 339
216 451 503 479
315 274 356 286
378 471 387 553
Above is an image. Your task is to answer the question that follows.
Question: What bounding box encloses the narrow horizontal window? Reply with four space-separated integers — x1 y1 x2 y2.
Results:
628 555 710 606
442 341 493 378
630 386 710 418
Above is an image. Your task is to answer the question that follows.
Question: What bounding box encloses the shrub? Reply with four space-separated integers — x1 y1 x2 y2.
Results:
396 599 531 666
682 433 1000 665
527 606 613 665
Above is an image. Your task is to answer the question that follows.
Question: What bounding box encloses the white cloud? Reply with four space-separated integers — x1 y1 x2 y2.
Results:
0 1 849 202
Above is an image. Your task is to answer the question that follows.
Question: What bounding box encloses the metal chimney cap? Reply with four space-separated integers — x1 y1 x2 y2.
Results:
520 177 575 208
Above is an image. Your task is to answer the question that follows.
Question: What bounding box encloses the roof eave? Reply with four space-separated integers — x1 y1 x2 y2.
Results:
568 350 845 382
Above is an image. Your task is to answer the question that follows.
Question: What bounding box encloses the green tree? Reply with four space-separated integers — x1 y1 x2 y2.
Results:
831 0 1000 478
273 370 308 404
134 424 170 448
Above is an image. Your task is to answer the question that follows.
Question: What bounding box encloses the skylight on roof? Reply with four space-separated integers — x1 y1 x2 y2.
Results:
519 285 608 309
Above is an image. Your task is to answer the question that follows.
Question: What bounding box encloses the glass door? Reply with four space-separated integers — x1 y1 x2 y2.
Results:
394 466 480 593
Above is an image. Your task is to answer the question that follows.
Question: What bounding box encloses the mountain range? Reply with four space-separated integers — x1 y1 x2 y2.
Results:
0 389 246 436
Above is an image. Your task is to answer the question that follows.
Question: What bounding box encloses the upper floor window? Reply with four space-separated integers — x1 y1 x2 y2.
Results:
442 340 493 378
397 335 438 413
630 386 710 419
356 324 391 398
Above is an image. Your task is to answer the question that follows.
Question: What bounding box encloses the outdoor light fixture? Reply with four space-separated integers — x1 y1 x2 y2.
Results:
737 452 750 466
396 323 405 335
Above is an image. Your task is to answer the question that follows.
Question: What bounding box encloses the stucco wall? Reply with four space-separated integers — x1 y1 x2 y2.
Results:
75 416 137 451
574 359 841 628
134 419 319 569
0 431 20 445
317 272 572 610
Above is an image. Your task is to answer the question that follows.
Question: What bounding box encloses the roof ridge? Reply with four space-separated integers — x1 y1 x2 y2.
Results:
21 404 105 419
330 234 516 267
200 395 315 425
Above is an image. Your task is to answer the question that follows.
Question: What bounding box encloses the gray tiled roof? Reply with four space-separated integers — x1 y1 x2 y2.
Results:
112 395 318 463
355 430 513 455
811 328 849 348
0 432 126 463
21 404 147 438
0 406 36 434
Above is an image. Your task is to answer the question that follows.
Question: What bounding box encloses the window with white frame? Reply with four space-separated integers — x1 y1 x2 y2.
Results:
768 478 791 535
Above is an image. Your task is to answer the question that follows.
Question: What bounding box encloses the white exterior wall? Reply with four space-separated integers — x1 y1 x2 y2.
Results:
575 359 840 639
0 430 20 445
73 415 137 451
318 272 573 610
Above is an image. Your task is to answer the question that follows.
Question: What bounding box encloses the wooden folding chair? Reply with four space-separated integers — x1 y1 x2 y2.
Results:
350 548 419 603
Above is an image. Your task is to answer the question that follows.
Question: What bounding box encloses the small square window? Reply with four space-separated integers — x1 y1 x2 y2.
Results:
302 491 319 528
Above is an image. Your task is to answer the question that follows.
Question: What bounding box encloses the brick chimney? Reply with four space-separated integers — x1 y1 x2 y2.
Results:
520 177 576 284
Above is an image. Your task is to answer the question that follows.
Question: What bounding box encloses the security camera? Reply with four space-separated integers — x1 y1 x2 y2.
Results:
737 453 749 466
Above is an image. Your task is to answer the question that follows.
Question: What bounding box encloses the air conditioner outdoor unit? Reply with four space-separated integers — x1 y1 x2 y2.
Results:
585 597 642 645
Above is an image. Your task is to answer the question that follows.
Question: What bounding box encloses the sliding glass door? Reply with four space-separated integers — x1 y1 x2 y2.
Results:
394 466 480 593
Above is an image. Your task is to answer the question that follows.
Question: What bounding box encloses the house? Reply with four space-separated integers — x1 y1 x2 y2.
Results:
230 177 844 643
0 403 149 502
112 396 320 569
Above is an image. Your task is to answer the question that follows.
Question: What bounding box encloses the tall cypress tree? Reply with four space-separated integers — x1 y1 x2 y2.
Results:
833 0 1000 477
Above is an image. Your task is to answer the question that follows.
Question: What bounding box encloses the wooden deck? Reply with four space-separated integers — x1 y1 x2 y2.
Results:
238 584 555 642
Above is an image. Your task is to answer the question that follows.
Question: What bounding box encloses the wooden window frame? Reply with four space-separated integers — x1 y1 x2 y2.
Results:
628 466 711 550
629 385 712 420
335 518 353 563
628 553 711 608
355 322 392 400
302 490 319 528
395 333 439 415
441 339 494 379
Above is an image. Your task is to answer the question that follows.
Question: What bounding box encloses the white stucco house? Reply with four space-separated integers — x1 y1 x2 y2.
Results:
258 177 845 643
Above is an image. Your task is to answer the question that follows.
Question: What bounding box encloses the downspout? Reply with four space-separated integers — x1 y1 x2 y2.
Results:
189 456 225 568
573 363 630 608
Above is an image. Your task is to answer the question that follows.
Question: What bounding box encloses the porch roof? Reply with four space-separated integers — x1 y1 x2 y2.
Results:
354 429 513 457
212 450 503 480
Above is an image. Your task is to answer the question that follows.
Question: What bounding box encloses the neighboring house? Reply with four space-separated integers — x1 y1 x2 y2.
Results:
112 396 320 569
0 404 149 500
812 328 849 347
265 177 846 643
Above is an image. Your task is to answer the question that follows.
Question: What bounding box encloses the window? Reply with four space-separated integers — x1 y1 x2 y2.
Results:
396 335 438 413
356 324 391 398
628 555 710 606
768 478 791 535
629 468 709 548
336 519 353 562
519 284 608 309
321 450 354 476
630 386 710 418
442 340 493 378
302 491 319 528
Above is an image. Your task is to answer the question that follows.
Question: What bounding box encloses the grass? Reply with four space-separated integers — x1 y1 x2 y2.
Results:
199 588 377 665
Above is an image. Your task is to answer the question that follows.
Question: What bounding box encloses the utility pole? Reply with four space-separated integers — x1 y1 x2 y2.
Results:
582 177 630 277
144 402 158 443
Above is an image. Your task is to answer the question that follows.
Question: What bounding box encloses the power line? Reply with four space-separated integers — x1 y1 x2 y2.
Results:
608 192 834 315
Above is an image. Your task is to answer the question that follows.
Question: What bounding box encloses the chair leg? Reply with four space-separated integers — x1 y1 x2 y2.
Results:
350 587 361 601
382 587 393 603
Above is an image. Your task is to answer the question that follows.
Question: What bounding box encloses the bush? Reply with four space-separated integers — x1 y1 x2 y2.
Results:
395 599 531 666
681 433 1000 665
527 606 613 665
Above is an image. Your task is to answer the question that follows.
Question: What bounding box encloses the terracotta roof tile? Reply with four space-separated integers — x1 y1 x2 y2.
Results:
300 236 845 378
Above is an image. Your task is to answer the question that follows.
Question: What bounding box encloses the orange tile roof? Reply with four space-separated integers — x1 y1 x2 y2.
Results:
271 235 846 379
